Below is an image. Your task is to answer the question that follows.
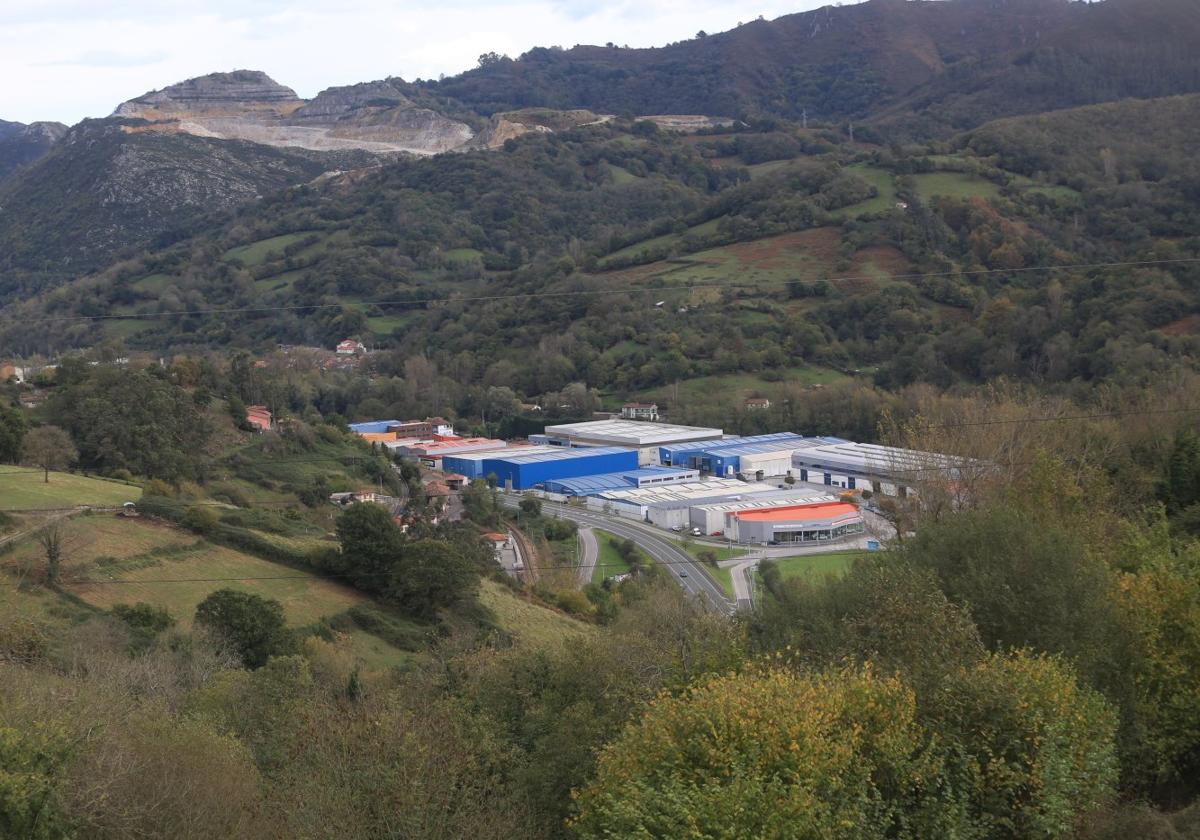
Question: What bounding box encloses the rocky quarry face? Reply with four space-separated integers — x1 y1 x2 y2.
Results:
114 71 473 155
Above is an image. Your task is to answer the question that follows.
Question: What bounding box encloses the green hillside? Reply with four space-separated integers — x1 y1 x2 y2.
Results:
0 469 139 511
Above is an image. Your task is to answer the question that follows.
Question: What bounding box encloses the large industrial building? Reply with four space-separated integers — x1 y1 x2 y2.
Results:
585 478 789 529
688 489 835 534
728 501 865 545
446 446 639 491
440 445 559 480
536 419 723 465
658 432 803 468
388 437 506 465
543 467 700 496
790 438 966 495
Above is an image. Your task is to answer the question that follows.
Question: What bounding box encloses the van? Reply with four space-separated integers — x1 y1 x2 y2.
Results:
691 527 702 536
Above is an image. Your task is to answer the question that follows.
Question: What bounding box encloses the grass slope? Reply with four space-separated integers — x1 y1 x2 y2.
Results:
0 469 139 511
592 529 636 585
5 516 363 628
477 577 593 648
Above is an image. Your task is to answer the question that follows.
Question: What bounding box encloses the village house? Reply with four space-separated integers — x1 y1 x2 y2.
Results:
245 404 273 432
621 402 659 421
745 398 771 410
336 339 366 356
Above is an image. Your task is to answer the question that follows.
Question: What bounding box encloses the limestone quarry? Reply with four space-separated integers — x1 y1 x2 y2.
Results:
113 71 473 155
112 71 729 156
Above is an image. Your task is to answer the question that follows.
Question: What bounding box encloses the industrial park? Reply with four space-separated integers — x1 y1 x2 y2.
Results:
348 416 958 549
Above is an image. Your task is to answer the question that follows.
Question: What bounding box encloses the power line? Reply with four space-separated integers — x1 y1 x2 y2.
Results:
6 256 1198 326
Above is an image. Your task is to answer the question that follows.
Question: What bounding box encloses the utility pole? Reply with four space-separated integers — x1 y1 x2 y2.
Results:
801 107 808 129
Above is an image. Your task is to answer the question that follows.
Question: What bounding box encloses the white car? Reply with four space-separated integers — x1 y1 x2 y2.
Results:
670 525 683 532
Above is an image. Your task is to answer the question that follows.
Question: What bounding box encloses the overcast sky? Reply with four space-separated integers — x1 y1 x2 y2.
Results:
1 0 839 125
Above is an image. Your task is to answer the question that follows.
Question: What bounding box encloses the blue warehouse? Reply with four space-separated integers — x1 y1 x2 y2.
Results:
659 433 805 470
543 466 700 496
480 447 639 490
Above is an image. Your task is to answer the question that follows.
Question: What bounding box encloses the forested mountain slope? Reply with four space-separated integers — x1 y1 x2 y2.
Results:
4 95 1198 417
422 0 1200 132
2 0 1197 306
0 119 383 302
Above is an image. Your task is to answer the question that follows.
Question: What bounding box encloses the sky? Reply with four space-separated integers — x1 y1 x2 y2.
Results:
1 0 837 125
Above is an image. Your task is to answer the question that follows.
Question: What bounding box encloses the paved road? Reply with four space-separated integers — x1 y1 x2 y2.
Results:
577 526 599 587
728 557 759 611
502 497 734 613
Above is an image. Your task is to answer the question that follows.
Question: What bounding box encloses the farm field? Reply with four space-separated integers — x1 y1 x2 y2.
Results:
833 164 897 217
3 516 364 629
596 226 847 302
910 171 1001 201
0 469 139 511
224 232 310 266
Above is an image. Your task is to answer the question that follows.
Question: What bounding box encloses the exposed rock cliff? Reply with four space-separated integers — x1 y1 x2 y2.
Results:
113 71 473 155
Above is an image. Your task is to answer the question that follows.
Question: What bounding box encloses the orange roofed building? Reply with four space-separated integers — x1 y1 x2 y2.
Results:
245 405 273 432
728 500 864 545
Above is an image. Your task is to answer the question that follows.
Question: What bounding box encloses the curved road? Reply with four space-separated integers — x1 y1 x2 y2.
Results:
504 497 733 613
577 526 599 586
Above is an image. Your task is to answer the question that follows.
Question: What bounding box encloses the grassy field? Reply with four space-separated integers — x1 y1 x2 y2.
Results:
224 232 309 266
477 578 593 648
3 517 363 629
833 164 897 218
911 172 1001 201
444 247 484 263
765 550 866 582
129 273 173 293
599 217 723 265
0 469 139 511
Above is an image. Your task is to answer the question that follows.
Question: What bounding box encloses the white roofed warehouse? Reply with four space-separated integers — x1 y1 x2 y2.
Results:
536 419 723 465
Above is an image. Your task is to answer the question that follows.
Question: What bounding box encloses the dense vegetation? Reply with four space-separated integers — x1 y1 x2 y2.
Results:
5 94 1197 425
417 0 1200 134
3 379 1200 836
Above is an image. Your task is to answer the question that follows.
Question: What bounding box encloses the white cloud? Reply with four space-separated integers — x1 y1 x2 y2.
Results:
0 0 835 125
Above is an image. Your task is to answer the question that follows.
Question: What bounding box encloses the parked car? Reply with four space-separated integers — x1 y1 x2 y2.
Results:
670 525 683 532
691 527 702 536
710 530 723 537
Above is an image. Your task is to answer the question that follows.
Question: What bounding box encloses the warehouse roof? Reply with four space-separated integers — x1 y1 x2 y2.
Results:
661 432 805 457
543 419 722 446
491 446 634 464
791 440 967 477
545 467 698 495
596 478 787 507
348 420 401 434
736 501 860 522
402 437 505 455
701 441 804 458
439 445 560 464
691 490 834 515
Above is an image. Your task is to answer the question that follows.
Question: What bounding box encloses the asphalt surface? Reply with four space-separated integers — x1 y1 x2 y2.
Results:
502 497 734 613
577 526 599 587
